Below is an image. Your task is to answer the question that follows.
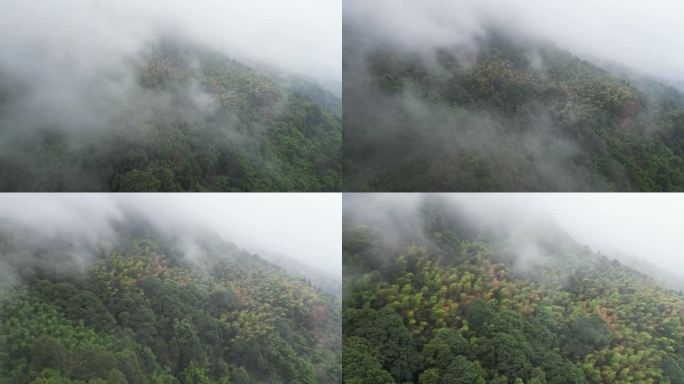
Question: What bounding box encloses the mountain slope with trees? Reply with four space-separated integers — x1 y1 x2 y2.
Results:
343 199 684 383
343 29 684 191
0 218 341 383
0 37 341 192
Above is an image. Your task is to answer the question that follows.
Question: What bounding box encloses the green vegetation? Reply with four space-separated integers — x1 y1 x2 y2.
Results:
343 200 684 383
0 38 341 191
343 30 684 191
0 220 340 383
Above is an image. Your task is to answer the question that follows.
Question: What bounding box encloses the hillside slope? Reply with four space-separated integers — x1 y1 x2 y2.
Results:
343 199 684 383
0 219 341 383
0 38 341 192
343 30 684 191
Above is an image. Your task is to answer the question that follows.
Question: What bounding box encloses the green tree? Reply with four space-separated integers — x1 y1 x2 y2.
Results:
467 300 494 336
343 337 395 384
64 291 116 332
423 328 470 369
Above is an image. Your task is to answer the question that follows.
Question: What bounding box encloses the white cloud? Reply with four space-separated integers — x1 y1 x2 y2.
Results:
0 0 341 83
0 193 342 277
345 0 684 82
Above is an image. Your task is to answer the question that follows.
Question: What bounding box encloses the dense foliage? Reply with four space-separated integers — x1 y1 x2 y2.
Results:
343 30 684 191
343 200 684 383
0 38 341 191
0 220 341 383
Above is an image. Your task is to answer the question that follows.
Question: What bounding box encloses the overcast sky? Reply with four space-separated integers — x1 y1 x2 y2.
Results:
0 193 341 277
445 194 684 276
524 194 684 275
345 0 684 83
345 193 684 280
1 0 341 84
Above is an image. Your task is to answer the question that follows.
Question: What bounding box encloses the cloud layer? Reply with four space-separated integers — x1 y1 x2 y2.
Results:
344 193 684 286
345 0 684 82
1 0 341 84
0 193 341 279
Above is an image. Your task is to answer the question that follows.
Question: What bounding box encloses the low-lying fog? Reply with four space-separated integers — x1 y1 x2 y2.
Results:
0 193 342 279
344 193 684 287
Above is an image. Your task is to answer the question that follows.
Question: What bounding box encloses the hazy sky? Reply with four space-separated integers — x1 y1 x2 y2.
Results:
524 194 684 275
1 0 341 83
344 193 684 278
447 194 684 275
0 193 341 277
345 0 684 82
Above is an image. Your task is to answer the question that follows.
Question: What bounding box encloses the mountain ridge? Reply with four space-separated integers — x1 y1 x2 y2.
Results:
0 216 341 383
343 29 684 191
343 198 684 383
0 37 341 192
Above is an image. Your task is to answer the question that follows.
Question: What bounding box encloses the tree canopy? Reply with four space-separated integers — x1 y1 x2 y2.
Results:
343 201 684 383
0 220 341 383
0 38 341 192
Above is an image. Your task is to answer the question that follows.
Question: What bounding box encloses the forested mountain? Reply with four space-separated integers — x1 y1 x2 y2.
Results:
0 37 341 192
675 82 684 93
0 217 341 383
343 198 684 383
343 29 684 191
256 250 342 299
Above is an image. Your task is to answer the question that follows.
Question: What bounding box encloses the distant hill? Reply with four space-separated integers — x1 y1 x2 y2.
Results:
0 37 341 192
343 197 684 383
675 81 684 93
0 217 341 383
343 30 684 191
257 249 342 299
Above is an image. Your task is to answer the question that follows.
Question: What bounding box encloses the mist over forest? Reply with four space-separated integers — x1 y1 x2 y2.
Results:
345 0 684 83
0 194 341 383
342 194 684 383
344 193 684 287
343 0 684 192
0 194 341 283
0 1 342 191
